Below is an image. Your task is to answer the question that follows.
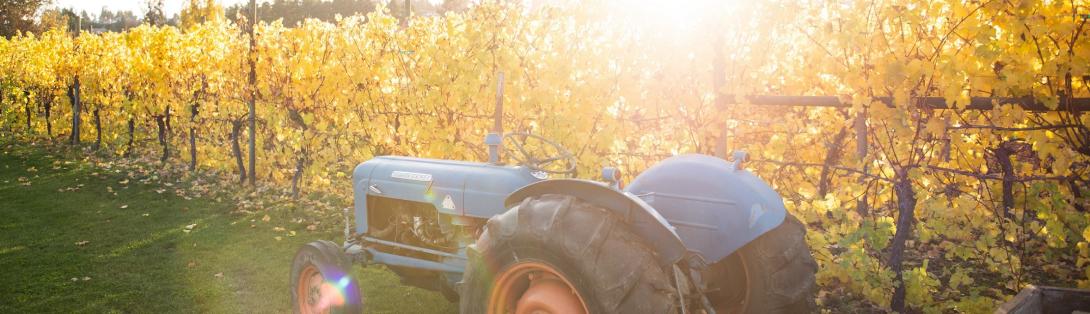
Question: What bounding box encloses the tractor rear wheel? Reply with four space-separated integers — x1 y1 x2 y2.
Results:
461 194 680 313
704 214 818 313
290 240 363 314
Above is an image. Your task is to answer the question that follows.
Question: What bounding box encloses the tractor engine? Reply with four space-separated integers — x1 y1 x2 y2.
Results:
366 196 457 254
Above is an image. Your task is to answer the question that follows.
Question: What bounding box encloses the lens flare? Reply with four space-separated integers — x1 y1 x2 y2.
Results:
308 271 362 313
317 281 347 309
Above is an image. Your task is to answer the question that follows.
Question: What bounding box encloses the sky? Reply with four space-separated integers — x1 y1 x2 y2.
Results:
50 0 252 17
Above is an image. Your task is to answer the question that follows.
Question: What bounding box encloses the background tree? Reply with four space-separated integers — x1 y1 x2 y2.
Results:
143 0 166 26
36 8 72 33
0 0 49 38
438 0 469 14
180 0 224 29
226 0 378 26
95 9 141 32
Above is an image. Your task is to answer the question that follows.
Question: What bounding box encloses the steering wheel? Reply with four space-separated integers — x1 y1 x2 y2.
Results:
503 133 577 176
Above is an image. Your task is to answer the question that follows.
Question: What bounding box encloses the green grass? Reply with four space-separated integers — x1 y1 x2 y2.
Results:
0 145 456 313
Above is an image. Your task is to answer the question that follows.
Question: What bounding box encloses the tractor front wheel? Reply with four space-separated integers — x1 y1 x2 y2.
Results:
461 194 680 313
290 240 363 314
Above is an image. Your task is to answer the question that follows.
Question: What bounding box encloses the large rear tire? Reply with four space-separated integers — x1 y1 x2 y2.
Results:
290 240 364 314
460 194 680 313
704 214 818 313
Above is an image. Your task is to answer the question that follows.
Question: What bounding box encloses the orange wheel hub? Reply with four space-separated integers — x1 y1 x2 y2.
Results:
488 261 589 314
296 265 343 314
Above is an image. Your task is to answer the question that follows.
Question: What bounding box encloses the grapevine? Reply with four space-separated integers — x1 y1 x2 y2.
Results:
0 1 1087 312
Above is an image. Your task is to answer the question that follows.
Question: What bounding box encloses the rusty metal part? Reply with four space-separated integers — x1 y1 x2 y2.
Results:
295 265 328 314
489 261 589 314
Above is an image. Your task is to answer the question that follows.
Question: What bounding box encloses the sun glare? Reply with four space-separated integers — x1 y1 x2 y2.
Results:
606 0 743 31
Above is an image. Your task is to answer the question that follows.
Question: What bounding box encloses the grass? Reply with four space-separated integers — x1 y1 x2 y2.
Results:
0 144 456 313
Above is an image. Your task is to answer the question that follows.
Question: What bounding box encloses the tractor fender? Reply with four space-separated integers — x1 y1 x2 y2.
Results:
504 179 687 265
625 154 788 263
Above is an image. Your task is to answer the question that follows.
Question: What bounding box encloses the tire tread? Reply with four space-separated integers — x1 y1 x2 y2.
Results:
461 194 679 314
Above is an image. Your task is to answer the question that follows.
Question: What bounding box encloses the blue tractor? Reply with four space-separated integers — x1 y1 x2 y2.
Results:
290 81 817 314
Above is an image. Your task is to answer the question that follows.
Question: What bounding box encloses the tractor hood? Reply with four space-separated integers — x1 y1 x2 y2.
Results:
351 156 545 233
625 154 787 263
